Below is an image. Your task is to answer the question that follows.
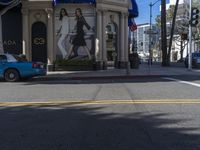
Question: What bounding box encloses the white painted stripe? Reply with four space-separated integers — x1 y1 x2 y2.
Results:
163 77 200 88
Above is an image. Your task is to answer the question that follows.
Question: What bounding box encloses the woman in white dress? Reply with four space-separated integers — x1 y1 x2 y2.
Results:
57 8 70 59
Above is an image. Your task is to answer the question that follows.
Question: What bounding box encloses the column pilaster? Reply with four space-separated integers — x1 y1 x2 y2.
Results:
124 13 129 62
21 9 30 60
95 9 103 69
45 8 54 71
102 10 107 69
118 12 125 68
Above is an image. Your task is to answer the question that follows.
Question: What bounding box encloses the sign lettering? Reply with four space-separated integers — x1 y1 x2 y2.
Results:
3 40 16 46
33 38 45 45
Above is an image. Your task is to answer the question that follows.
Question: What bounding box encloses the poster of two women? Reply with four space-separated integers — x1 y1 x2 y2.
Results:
55 4 95 60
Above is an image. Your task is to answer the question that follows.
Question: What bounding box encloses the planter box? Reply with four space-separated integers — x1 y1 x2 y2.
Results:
53 59 96 71
54 65 94 71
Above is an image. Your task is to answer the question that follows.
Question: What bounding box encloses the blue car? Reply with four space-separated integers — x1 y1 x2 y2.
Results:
0 54 46 82
185 52 200 68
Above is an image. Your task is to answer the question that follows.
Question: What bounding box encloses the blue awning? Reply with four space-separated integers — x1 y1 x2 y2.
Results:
54 0 138 18
129 0 138 18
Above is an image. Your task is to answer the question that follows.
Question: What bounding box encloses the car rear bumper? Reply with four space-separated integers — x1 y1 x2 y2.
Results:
21 69 47 78
34 69 47 76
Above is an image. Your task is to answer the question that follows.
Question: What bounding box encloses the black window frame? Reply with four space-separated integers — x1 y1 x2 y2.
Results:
0 55 7 61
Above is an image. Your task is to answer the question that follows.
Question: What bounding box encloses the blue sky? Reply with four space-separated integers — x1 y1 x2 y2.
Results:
134 0 161 24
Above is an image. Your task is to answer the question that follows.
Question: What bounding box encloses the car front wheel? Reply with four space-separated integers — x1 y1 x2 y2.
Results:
4 69 20 82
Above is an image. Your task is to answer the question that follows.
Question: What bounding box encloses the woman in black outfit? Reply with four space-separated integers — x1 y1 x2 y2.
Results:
67 8 91 59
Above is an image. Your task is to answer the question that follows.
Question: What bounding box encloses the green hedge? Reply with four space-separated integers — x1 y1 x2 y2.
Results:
54 59 93 66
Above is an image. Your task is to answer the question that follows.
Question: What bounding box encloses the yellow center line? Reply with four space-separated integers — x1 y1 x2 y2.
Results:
0 99 200 106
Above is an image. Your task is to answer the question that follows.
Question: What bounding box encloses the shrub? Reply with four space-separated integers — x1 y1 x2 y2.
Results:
54 59 93 66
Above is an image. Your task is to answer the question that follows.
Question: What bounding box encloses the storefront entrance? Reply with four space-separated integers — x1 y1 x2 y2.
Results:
31 21 47 63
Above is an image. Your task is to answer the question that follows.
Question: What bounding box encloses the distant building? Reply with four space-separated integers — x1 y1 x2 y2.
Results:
166 0 200 62
0 0 139 70
133 23 160 62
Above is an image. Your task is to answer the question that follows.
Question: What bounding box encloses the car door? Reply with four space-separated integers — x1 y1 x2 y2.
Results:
0 55 8 77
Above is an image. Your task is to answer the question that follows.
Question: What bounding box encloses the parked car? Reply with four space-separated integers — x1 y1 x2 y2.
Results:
0 54 46 82
185 52 200 68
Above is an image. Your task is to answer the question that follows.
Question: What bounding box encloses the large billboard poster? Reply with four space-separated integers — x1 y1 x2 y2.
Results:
54 4 96 60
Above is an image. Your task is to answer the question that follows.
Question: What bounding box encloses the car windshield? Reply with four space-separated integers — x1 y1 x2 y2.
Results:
0 55 7 61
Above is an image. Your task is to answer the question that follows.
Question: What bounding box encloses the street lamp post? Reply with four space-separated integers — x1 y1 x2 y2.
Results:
149 0 160 67
188 0 192 70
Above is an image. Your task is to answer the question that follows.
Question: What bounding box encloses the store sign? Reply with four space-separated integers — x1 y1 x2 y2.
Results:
3 40 16 46
31 22 47 63
33 38 46 45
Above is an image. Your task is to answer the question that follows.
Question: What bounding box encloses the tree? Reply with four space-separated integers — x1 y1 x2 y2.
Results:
0 0 21 54
167 0 179 63
157 2 200 62
155 15 161 28
161 0 168 66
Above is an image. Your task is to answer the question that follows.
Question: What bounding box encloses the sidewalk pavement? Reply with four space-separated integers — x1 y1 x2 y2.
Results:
46 63 200 80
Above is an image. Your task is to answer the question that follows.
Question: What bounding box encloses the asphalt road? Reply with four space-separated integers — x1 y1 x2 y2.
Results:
0 75 200 102
0 75 200 150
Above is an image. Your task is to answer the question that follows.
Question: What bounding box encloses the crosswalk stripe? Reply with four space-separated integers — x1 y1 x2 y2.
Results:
163 77 200 88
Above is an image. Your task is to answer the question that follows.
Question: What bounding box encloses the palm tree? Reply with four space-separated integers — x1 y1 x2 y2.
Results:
161 0 168 66
167 0 179 63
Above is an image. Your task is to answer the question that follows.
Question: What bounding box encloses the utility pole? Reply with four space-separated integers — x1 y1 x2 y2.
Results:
149 2 153 67
161 0 168 66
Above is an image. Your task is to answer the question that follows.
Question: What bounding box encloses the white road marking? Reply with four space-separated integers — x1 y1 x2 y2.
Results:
163 77 200 88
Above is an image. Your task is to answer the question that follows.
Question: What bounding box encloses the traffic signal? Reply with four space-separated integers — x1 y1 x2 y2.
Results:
181 34 188 40
191 7 199 27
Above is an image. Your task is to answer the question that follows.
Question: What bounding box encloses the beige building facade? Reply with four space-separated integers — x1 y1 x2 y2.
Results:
21 0 130 70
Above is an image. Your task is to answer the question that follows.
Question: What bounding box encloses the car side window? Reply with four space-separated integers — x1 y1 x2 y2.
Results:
0 55 7 61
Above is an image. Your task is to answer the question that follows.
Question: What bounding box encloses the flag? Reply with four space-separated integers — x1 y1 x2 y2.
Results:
128 18 137 32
